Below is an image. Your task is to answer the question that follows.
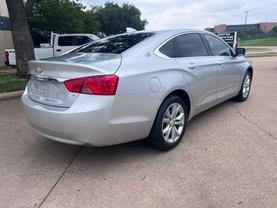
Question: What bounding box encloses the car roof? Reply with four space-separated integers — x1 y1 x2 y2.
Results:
128 28 208 35
122 29 216 40
152 28 204 34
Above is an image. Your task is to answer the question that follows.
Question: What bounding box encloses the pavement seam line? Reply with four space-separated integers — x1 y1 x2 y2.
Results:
37 146 84 208
235 108 276 140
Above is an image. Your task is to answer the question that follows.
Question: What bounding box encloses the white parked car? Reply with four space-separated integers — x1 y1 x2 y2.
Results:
4 33 99 66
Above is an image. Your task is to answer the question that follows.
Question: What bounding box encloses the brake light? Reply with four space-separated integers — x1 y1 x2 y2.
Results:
64 75 119 95
4 51 9 62
64 77 85 93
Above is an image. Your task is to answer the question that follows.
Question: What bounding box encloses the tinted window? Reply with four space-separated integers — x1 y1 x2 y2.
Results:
159 34 208 58
76 33 154 54
159 38 176 57
75 36 92 45
58 36 92 46
204 35 232 56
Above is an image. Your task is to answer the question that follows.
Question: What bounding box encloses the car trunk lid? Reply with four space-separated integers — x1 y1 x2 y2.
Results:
27 52 121 108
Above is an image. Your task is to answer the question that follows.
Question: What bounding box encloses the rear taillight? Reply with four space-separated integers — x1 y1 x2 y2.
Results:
4 51 9 62
64 75 119 95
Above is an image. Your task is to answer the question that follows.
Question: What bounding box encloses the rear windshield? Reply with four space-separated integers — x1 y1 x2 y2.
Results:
76 32 154 54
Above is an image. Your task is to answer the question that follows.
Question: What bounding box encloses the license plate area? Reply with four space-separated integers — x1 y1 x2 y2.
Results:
35 80 49 97
27 76 77 107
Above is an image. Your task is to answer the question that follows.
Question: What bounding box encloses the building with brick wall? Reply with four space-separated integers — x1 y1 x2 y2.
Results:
0 0 14 66
259 22 277 32
209 22 277 33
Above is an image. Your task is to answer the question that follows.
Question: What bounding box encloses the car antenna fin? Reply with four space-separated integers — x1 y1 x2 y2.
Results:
126 27 137 33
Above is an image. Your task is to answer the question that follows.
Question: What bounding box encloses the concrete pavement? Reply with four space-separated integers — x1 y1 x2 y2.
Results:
0 57 276 208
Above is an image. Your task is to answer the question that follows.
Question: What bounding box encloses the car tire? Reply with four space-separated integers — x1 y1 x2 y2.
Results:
234 71 252 102
147 95 188 150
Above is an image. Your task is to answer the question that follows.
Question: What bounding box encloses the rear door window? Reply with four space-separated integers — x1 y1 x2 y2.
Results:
159 33 208 58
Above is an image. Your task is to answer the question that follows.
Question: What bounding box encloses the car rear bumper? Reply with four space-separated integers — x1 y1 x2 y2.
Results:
22 90 116 146
22 90 154 146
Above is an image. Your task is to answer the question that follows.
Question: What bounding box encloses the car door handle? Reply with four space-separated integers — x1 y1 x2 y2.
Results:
56 49 61 52
188 63 197 69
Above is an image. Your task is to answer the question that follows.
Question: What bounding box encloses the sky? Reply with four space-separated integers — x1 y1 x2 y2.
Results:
81 0 277 30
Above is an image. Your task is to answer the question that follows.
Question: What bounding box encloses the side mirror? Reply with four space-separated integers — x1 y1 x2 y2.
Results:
235 48 246 56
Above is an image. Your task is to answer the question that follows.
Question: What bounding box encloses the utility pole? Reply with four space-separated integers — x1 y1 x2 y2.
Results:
244 10 249 25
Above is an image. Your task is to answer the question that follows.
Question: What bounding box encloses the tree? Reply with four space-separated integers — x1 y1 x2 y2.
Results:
26 1 147 37
25 0 43 18
93 2 147 35
121 4 147 31
272 26 277 33
83 11 101 35
6 0 35 78
29 0 100 35
237 29 264 40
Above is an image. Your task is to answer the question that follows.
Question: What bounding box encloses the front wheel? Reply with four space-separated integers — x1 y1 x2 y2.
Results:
234 71 252 102
147 96 187 150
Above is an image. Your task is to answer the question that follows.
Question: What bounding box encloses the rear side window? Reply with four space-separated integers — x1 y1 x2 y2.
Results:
159 33 208 58
76 33 154 54
204 35 232 56
58 36 92 46
159 38 175 57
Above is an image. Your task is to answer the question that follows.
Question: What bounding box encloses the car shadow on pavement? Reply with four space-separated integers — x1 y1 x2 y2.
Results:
64 100 236 163
30 99 236 168
37 100 233 150
13 98 241 193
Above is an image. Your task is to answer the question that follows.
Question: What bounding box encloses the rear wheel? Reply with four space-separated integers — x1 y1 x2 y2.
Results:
235 71 252 102
148 96 187 150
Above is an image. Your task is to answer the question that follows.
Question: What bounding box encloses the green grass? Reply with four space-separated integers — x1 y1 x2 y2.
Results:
0 72 26 93
246 48 271 53
240 38 277 46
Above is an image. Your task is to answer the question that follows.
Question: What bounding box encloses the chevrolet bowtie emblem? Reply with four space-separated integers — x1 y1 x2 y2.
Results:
35 67 43 76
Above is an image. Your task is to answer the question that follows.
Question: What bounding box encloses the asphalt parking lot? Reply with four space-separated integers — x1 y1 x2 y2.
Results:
0 57 276 208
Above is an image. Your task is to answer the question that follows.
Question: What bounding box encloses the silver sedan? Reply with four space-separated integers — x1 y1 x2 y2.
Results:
22 29 253 150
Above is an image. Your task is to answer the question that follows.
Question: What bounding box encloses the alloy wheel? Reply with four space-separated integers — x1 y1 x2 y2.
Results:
242 74 251 98
162 103 185 143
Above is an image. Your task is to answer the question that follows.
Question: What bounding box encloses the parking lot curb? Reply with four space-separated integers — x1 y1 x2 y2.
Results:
246 53 277 58
0 90 24 101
